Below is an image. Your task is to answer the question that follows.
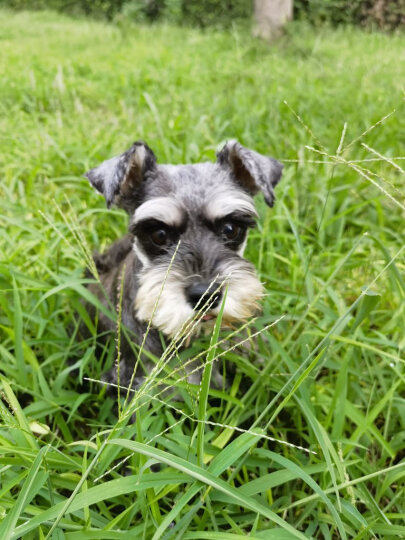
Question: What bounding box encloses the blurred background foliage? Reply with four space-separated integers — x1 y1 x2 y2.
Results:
1 0 404 30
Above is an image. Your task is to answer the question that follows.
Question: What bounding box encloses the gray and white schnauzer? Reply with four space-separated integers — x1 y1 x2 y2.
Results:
85 140 283 388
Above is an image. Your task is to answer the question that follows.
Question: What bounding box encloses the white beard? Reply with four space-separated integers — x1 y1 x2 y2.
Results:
135 266 194 337
211 260 263 323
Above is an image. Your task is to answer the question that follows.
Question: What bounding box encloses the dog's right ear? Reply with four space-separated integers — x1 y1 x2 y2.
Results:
85 141 157 213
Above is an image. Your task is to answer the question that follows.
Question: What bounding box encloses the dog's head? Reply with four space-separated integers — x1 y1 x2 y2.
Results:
85 141 283 336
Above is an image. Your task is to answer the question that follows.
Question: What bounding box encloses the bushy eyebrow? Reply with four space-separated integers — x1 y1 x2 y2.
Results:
216 211 257 227
204 190 258 222
133 197 185 226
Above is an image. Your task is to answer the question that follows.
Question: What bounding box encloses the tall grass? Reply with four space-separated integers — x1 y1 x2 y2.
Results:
0 9 404 539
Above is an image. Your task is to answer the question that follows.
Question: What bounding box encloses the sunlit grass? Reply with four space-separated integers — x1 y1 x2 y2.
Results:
0 9 404 539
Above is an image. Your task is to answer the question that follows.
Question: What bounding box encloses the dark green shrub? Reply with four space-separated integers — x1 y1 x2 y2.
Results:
120 0 182 23
0 0 126 19
294 0 405 31
181 0 252 28
294 0 361 25
120 0 251 27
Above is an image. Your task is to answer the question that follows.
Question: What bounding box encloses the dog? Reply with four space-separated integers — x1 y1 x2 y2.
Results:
84 140 283 390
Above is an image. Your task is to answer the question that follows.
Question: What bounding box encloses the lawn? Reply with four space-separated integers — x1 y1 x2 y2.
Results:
0 8 404 539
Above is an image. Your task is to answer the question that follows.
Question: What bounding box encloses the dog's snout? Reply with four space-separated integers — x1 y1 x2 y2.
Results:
186 282 221 310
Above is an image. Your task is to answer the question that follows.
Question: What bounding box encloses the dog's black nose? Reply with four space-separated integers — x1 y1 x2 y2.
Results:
186 282 221 310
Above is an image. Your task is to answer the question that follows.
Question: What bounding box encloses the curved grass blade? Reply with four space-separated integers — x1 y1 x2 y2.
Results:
251 448 347 540
0 446 49 539
110 439 307 539
12 472 186 540
197 288 226 466
153 431 263 539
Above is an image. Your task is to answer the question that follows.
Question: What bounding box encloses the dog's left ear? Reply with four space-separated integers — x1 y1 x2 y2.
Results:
85 141 157 213
217 140 283 207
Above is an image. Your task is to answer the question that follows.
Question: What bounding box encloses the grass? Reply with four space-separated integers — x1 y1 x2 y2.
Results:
0 8 404 539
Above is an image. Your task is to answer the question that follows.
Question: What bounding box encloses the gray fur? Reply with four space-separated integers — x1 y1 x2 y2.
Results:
84 140 282 390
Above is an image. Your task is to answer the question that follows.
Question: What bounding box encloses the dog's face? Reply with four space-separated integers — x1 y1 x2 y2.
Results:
86 141 282 336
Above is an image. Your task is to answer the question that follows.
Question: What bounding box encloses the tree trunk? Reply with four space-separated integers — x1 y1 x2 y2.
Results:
253 0 293 40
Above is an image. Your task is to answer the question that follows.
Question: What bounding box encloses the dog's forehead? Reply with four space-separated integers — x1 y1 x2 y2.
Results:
140 162 257 221
149 163 233 200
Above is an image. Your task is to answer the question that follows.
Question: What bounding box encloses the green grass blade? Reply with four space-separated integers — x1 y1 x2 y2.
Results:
12 472 187 540
197 289 226 466
110 439 307 539
0 446 49 539
12 276 27 386
252 448 347 540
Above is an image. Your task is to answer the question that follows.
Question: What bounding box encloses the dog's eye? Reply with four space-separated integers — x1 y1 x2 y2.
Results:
150 228 168 246
221 222 242 241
